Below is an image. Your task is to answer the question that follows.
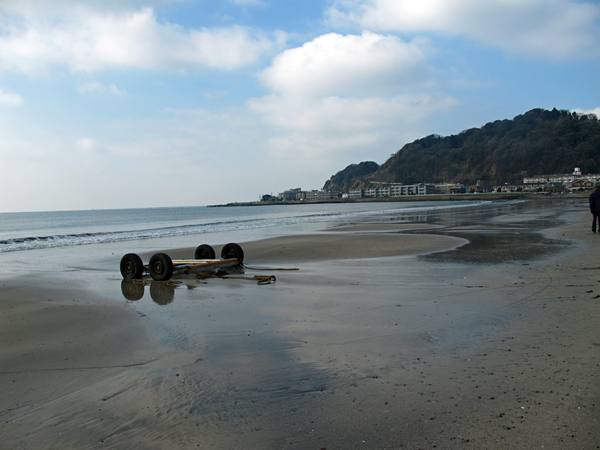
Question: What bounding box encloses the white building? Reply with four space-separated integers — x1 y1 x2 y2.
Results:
305 190 339 201
349 183 435 198
524 167 600 185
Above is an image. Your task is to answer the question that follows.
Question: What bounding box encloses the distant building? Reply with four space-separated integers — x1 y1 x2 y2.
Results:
275 188 342 201
495 183 524 193
364 187 377 198
495 182 560 193
348 183 435 198
435 183 464 194
566 180 595 191
279 188 305 201
524 167 600 185
260 194 278 202
305 190 340 201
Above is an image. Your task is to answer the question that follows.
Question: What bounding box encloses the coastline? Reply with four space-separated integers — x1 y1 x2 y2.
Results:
207 191 586 207
1 198 598 449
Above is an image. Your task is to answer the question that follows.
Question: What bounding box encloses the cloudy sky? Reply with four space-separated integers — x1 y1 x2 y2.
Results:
0 0 598 212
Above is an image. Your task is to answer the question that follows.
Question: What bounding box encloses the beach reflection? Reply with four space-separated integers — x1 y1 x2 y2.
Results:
417 199 574 264
120 279 144 301
149 282 175 305
120 280 176 305
420 228 569 264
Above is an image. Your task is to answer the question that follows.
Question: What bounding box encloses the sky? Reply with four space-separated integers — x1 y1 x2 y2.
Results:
0 0 599 212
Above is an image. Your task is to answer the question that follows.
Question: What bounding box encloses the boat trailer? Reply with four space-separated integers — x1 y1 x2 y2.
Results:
120 243 244 281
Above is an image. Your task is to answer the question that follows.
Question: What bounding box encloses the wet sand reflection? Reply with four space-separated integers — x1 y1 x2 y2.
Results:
120 280 176 305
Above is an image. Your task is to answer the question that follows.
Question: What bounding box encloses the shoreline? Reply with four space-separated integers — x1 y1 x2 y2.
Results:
1 198 599 449
208 191 587 207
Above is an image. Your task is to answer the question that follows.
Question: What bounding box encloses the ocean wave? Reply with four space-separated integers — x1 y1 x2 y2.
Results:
0 200 496 253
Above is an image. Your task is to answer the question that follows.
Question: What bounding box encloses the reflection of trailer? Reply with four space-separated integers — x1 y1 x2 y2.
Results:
120 243 244 281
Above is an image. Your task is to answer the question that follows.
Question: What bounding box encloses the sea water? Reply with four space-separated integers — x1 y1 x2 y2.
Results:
0 201 495 253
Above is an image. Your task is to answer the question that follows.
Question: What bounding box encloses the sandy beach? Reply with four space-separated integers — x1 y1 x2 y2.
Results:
1 199 598 449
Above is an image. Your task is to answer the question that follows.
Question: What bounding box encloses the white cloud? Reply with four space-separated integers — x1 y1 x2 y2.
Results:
0 6 277 74
251 93 453 133
251 94 456 162
250 31 456 164
328 0 600 60
260 32 434 98
0 106 279 211
574 107 600 118
0 87 22 105
76 137 97 152
77 81 125 95
0 1 176 15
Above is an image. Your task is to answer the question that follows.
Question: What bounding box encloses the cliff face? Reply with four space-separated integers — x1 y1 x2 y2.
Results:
327 108 600 189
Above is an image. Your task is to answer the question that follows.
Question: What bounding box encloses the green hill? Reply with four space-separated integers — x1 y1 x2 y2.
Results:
323 161 379 192
324 108 600 191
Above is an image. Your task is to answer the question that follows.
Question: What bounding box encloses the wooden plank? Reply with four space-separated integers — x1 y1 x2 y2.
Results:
174 258 240 271
172 259 216 265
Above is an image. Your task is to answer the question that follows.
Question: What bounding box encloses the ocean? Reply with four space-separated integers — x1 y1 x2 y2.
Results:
0 200 494 253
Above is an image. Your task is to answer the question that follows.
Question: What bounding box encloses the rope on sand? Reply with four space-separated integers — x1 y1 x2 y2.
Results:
194 272 276 284
242 263 299 271
220 275 277 285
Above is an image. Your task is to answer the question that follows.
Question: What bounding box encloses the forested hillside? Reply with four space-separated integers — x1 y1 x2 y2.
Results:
323 161 379 192
324 108 600 191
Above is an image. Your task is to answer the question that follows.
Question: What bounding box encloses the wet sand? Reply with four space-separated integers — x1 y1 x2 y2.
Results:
1 199 599 449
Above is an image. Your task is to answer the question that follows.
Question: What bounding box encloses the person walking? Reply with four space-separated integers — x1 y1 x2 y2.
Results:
589 184 600 233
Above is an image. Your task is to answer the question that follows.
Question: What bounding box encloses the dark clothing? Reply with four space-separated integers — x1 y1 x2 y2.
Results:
590 190 600 212
589 190 600 232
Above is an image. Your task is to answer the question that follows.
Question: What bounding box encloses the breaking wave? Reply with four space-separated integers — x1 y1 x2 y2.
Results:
0 201 495 253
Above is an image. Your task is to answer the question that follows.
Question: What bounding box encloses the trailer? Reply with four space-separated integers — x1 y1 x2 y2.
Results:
120 243 244 281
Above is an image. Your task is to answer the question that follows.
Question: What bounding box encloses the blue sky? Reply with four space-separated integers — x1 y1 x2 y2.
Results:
0 0 599 212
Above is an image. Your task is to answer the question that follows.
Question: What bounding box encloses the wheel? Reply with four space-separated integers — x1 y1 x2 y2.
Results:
149 253 174 281
120 253 144 279
195 244 216 260
121 280 144 301
221 243 244 263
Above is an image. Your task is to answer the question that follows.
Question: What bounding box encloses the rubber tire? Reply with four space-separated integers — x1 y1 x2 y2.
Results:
221 243 244 263
195 244 216 260
149 253 174 281
120 253 144 279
